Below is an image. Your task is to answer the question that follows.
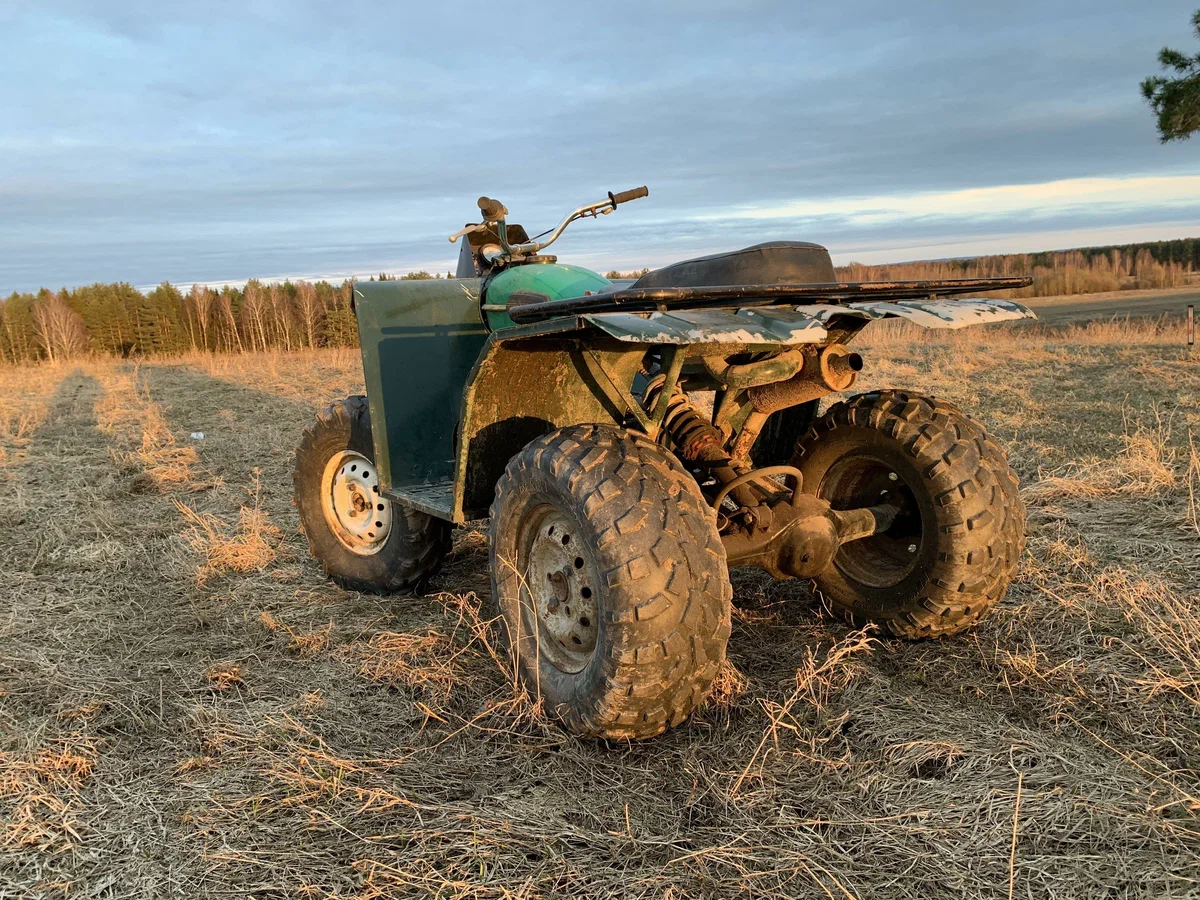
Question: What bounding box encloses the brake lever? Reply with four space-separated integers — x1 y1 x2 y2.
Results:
448 223 485 243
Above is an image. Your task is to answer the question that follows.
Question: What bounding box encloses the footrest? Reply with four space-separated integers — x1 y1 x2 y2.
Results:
385 480 455 521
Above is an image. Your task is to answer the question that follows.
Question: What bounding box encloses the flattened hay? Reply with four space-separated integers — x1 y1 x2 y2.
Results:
2 321 1198 898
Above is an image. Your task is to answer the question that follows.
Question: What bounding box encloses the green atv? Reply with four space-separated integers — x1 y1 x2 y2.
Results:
293 187 1033 740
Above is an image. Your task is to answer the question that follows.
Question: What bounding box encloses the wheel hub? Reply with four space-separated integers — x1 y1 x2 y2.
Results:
321 450 392 556
820 454 925 589
520 508 600 673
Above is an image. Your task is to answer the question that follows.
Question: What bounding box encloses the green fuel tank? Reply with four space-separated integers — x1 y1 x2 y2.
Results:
483 263 611 330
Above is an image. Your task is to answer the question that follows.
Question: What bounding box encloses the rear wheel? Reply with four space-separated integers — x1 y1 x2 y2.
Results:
792 391 1024 638
489 424 731 739
294 396 451 592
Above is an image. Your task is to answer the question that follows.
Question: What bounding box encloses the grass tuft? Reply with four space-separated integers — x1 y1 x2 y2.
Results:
0 738 97 853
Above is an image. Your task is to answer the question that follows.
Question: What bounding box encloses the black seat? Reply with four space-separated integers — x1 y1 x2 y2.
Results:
633 241 836 289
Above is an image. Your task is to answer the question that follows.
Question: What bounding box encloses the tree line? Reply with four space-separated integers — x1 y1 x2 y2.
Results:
836 240 1196 299
0 271 449 365
2 239 1195 365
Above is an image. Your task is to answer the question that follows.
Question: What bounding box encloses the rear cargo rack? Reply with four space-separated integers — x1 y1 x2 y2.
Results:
507 276 1033 324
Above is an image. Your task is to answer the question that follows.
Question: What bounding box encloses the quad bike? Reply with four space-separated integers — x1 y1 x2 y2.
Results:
293 186 1033 740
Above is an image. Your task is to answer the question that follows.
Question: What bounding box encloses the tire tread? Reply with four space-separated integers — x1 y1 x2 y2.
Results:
794 390 1024 638
489 424 731 740
293 396 450 593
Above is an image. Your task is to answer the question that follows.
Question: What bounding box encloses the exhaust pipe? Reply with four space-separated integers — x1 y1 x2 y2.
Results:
730 345 862 462
747 344 862 415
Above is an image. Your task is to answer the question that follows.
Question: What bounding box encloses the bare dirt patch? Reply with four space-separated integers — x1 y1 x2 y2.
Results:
1 322 1197 898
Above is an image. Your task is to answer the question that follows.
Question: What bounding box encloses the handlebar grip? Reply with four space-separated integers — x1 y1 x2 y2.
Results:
609 186 649 206
477 196 507 220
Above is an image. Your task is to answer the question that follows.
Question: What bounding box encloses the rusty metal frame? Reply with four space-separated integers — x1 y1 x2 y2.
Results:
449 321 903 585
649 346 685 431
577 346 656 434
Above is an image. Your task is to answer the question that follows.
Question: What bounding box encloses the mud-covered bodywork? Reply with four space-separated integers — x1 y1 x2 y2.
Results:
580 297 1035 344
353 244 1035 526
353 279 646 522
452 334 645 521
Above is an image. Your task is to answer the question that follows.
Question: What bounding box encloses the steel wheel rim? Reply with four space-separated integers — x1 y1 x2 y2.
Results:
516 505 600 674
321 450 392 556
820 454 926 589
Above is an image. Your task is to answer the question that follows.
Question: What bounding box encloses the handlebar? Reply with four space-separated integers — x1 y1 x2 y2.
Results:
448 186 649 261
609 186 648 206
477 196 507 220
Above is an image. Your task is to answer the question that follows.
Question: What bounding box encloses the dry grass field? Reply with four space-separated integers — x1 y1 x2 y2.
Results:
2 318 1198 898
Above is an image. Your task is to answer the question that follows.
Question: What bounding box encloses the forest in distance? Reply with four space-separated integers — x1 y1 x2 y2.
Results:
2 236 1197 365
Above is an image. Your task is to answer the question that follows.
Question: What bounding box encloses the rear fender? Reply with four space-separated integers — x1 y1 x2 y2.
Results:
580 298 1036 344
453 331 645 521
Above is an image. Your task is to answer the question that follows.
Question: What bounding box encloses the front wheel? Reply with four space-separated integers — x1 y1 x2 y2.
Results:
489 424 731 740
792 391 1024 638
293 396 451 593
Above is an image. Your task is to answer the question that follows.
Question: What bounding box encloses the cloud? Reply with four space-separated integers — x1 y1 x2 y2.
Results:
2 0 1199 293
702 175 1200 224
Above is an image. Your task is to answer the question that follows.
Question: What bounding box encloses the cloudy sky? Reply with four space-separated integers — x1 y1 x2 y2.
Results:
3 0 1199 294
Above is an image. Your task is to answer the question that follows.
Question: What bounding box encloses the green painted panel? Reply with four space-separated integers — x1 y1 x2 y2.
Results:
484 263 611 330
353 279 487 494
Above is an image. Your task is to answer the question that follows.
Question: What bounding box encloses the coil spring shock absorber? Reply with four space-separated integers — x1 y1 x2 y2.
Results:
645 382 721 463
642 379 766 516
